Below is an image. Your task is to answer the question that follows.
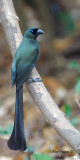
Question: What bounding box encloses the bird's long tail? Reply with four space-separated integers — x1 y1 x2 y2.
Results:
8 86 26 151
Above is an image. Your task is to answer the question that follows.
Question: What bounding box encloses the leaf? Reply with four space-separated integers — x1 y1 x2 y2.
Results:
0 126 8 135
33 153 53 160
70 117 78 126
68 61 79 70
58 12 75 35
75 77 80 93
27 145 34 153
24 158 30 160
64 104 72 118
5 124 13 134
0 124 13 135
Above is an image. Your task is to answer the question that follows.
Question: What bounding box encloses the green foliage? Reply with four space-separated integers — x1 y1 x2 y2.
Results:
0 124 13 135
70 117 78 126
68 61 80 70
0 126 8 135
27 144 34 153
64 103 79 127
58 12 75 35
24 158 30 160
33 153 53 160
64 104 72 118
68 61 80 72
64 104 79 126
6 124 13 134
68 61 80 93
74 77 80 93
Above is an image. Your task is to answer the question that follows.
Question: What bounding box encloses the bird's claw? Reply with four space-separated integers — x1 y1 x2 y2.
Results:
27 77 42 84
11 84 14 88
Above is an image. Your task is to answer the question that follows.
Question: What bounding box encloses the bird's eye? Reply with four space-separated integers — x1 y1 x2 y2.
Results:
30 30 33 34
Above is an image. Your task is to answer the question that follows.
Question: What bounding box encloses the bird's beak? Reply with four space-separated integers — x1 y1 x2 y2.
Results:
36 29 44 36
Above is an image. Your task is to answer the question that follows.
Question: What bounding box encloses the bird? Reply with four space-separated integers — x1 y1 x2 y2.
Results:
7 28 44 151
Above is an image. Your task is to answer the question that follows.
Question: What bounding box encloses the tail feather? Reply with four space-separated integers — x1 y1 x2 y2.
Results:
8 86 26 151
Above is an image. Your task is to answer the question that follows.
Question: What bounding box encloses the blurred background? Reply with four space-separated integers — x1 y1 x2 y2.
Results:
0 0 80 159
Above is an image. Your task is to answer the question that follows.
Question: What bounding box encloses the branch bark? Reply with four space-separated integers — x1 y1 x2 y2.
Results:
0 0 80 154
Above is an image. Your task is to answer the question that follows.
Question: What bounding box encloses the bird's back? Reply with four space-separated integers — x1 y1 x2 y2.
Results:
15 38 40 88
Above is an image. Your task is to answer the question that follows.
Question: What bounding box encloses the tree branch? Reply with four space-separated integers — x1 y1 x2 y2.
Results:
0 0 80 153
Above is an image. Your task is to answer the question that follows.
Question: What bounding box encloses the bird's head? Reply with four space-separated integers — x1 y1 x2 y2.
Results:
24 28 44 39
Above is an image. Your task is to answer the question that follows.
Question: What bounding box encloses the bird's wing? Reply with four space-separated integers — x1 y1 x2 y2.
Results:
16 49 40 90
11 59 17 87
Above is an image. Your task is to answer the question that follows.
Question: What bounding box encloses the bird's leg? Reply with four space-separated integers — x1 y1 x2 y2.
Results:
27 77 42 84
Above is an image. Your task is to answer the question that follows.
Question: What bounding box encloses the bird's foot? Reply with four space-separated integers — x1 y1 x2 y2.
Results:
28 77 42 84
11 84 14 88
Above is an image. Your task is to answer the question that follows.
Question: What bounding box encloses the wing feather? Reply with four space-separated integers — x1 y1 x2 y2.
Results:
11 59 16 87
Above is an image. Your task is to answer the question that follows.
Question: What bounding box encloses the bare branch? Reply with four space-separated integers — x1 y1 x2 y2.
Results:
75 99 80 109
0 0 80 153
